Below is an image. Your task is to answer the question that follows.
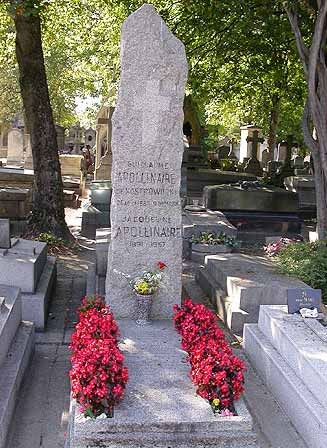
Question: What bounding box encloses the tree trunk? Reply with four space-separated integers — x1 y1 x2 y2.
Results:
311 149 327 239
267 95 280 161
284 2 327 240
14 12 71 239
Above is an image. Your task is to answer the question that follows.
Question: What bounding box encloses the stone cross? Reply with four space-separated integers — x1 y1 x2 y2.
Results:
0 219 10 249
105 4 188 318
244 131 264 176
134 80 171 145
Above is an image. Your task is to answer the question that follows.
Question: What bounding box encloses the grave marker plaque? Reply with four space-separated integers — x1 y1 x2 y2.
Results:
287 288 322 314
105 4 188 318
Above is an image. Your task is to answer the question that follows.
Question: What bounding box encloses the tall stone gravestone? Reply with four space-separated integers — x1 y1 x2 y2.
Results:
106 4 188 318
7 128 24 166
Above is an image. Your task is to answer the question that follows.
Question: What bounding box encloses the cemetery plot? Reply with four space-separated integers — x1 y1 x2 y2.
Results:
244 305 327 448
0 285 34 448
68 320 257 448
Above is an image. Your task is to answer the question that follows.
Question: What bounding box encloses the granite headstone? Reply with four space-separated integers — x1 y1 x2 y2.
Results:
105 4 188 318
287 288 322 314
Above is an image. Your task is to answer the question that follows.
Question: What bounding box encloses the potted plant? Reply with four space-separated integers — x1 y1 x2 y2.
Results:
129 261 166 325
190 232 238 259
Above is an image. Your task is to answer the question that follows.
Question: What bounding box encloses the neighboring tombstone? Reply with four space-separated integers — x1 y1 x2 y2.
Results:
84 128 96 149
244 130 264 176
0 130 8 158
261 148 269 168
24 134 33 169
106 4 188 318
94 106 114 180
0 219 10 249
291 155 304 169
267 160 283 175
7 128 24 166
277 140 287 162
228 138 238 160
278 135 295 179
239 124 262 162
55 125 66 151
217 145 229 160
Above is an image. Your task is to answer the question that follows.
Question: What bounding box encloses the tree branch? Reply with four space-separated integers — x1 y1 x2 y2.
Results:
308 2 327 102
283 2 309 78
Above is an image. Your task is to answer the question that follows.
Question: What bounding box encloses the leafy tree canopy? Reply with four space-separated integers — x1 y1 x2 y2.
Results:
0 0 309 145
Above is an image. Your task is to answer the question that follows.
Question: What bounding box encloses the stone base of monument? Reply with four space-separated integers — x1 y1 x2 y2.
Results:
225 211 302 244
182 209 237 260
284 175 316 218
81 182 112 239
0 239 56 330
21 256 57 330
203 184 299 213
66 320 257 448
0 285 35 448
187 169 257 198
62 176 86 198
244 305 327 448
0 167 34 190
81 206 110 239
64 189 81 208
195 254 309 335
0 187 32 219
191 243 232 263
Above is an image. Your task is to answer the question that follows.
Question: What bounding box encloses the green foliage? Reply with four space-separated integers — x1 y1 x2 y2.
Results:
0 0 310 139
190 231 238 248
276 242 327 303
33 232 77 254
7 0 53 17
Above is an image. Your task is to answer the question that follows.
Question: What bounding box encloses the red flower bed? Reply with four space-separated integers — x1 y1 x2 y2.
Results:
69 295 128 418
173 299 245 415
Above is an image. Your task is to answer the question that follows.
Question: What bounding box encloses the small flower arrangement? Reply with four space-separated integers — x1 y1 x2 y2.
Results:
190 231 238 248
69 295 128 419
264 237 302 257
130 261 167 295
173 299 245 416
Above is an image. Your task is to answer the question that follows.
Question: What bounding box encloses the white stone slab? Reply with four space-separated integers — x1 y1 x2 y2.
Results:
244 324 327 448
0 285 21 367
183 209 237 239
21 256 56 330
96 228 111 277
106 4 188 318
0 322 34 448
0 239 47 293
258 305 327 409
205 254 308 312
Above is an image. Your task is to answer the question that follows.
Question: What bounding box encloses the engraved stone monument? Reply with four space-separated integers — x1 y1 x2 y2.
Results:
106 4 188 318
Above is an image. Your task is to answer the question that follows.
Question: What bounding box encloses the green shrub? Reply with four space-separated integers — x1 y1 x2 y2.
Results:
275 241 327 304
